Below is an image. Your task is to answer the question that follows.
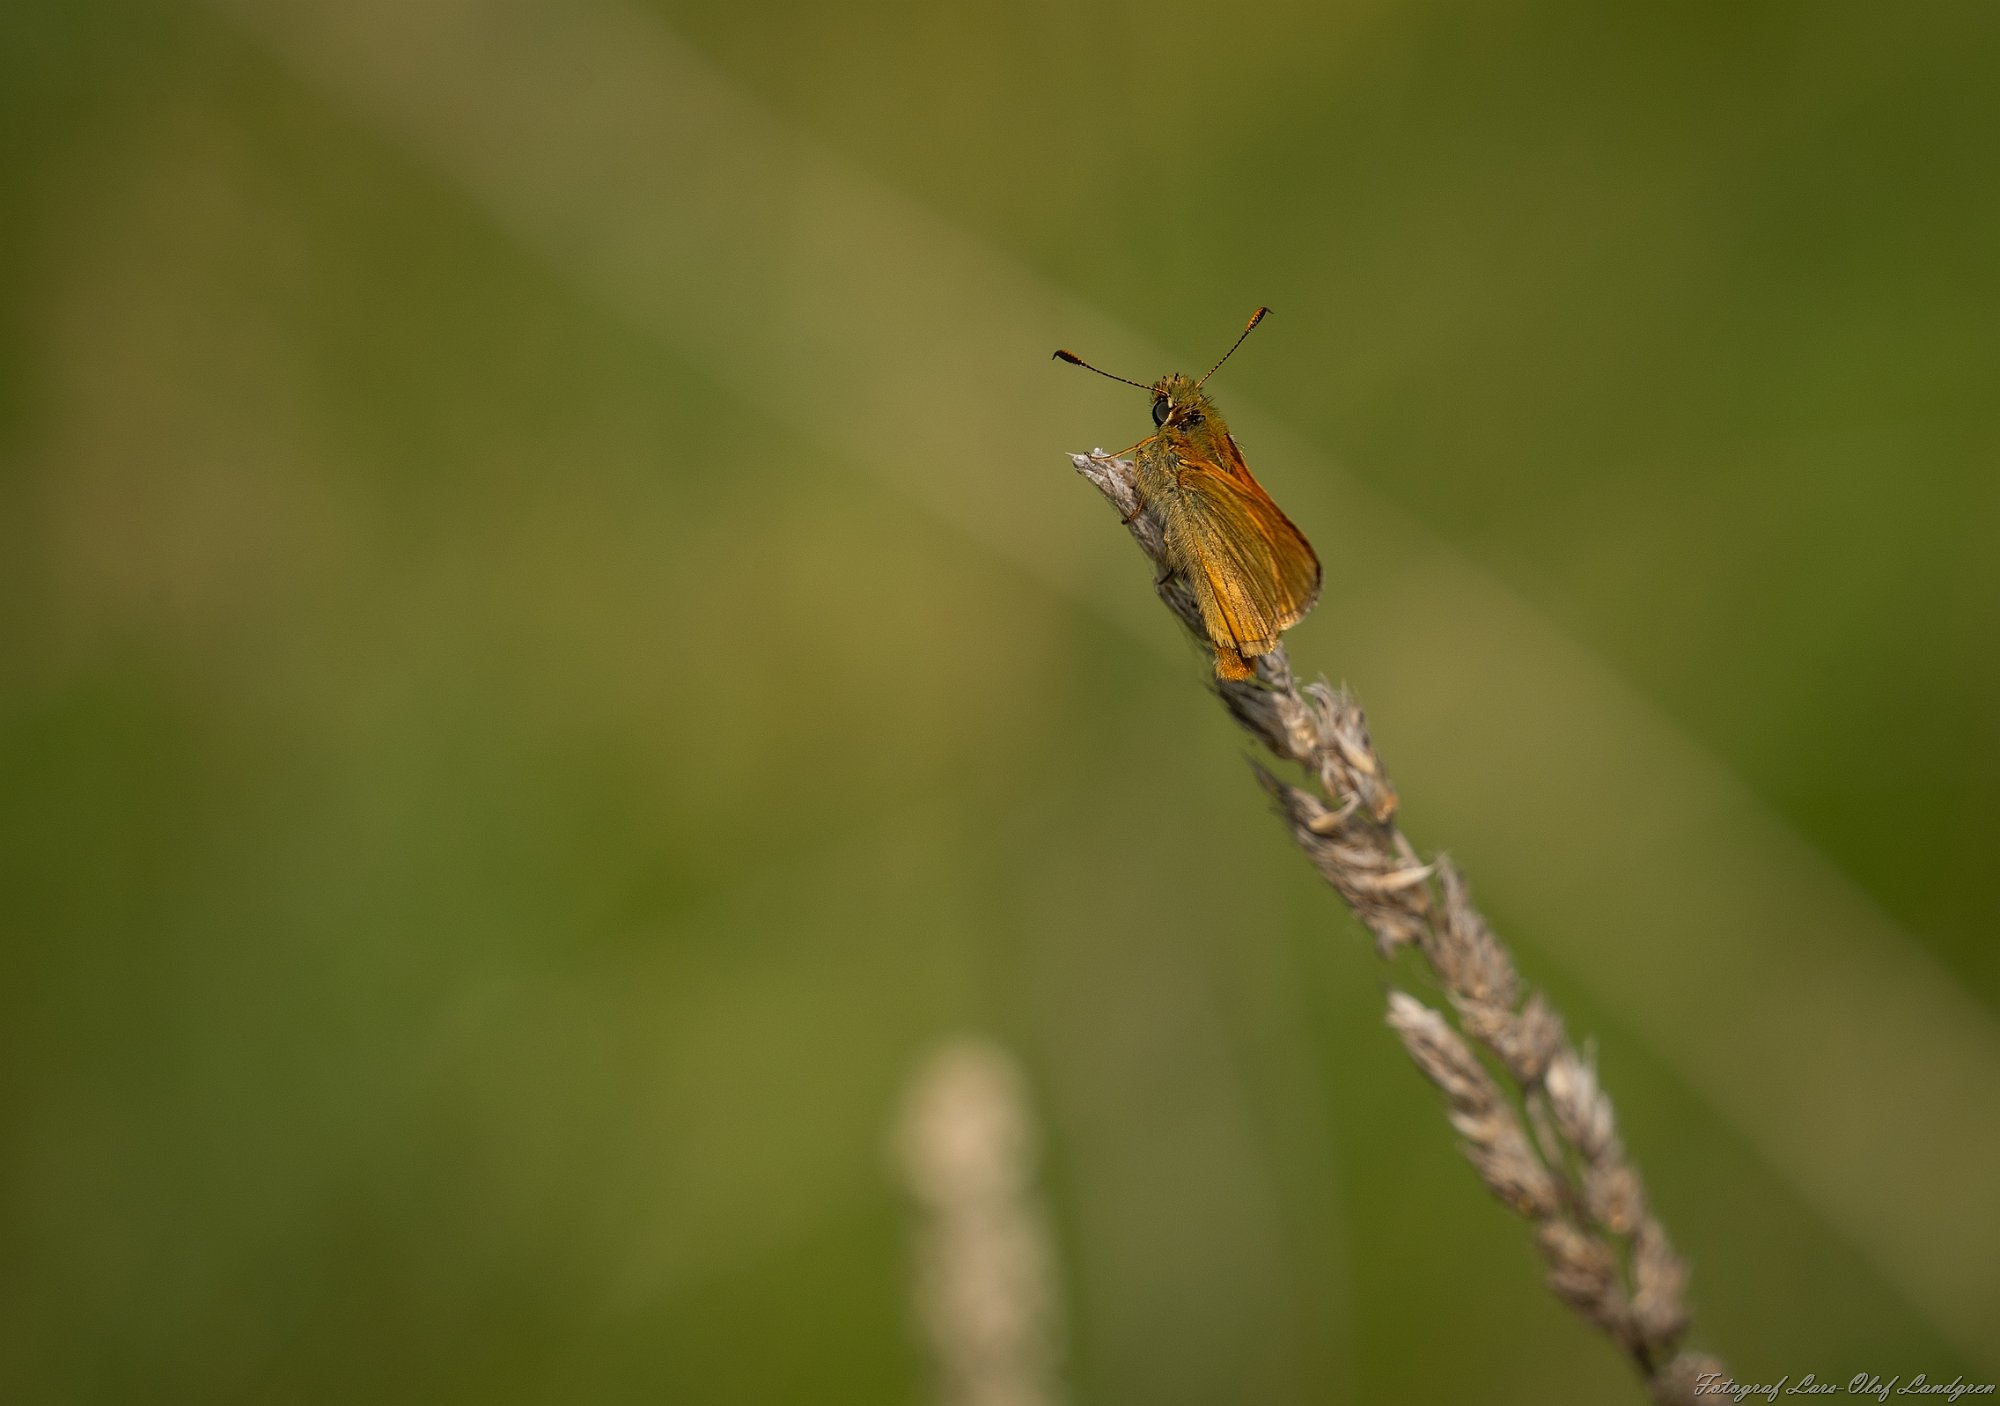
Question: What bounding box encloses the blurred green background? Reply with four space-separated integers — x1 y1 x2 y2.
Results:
4 2 1998 1402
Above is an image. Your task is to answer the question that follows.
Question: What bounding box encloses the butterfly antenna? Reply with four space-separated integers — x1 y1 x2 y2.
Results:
1195 306 1270 388
1052 348 1150 390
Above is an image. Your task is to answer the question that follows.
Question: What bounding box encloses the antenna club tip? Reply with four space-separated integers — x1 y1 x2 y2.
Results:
1053 348 1083 364
1249 306 1271 325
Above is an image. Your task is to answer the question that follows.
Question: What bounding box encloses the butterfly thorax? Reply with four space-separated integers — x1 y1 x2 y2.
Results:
1140 373 1242 487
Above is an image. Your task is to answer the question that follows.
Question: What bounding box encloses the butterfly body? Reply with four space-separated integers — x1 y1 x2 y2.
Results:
1132 373 1321 680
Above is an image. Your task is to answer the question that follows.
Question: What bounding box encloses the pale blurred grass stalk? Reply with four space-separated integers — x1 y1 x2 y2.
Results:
1073 451 1724 1403
896 1039 1067 1406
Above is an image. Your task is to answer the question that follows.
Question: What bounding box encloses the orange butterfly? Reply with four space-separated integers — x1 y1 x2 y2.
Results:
1057 308 1322 680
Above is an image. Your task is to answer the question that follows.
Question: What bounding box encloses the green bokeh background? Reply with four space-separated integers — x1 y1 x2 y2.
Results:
4 3 1997 1402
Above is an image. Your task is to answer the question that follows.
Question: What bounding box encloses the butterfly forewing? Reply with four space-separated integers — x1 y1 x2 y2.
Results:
1147 441 1322 676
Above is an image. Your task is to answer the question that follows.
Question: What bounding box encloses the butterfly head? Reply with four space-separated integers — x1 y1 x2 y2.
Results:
1149 373 1223 438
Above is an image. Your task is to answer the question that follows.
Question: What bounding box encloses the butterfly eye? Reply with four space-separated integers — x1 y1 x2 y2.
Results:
1152 397 1172 427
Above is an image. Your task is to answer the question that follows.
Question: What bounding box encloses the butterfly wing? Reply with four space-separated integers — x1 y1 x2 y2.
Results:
1159 447 1322 679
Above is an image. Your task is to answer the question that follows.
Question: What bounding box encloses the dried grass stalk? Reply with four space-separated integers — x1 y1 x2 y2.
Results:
1071 449 1720 1402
